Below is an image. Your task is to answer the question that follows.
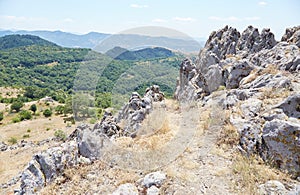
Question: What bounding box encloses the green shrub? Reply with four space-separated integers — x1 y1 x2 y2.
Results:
54 130 66 141
19 110 32 121
12 117 21 123
89 118 97 124
43 109 52 117
0 112 3 122
8 137 17 144
10 101 24 112
22 134 30 138
27 129 31 133
46 127 50 131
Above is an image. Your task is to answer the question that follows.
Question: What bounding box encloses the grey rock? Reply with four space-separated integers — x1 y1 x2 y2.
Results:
223 59 254 89
276 94 300 119
258 180 287 195
19 141 79 194
0 141 8 151
77 124 106 160
142 171 166 188
112 183 138 195
262 119 300 176
281 26 300 47
147 185 160 195
204 64 224 93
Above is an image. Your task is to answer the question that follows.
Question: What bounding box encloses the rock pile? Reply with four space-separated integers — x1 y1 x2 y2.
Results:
175 25 300 177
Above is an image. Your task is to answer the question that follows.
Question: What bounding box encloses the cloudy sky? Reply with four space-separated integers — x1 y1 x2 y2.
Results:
0 0 299 39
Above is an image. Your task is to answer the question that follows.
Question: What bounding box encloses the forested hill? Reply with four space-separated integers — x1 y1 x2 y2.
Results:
0 34 182 106
0 34 58 50
105 46 175 60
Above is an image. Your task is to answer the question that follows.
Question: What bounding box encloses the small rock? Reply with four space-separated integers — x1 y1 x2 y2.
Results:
142 171 166 188
112 183 138 195
147 185 160 195
258 180 287 195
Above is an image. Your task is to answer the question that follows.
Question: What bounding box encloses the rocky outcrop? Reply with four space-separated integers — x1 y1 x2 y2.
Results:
175 25 300 178
16 85 165 194
19 141 79 194
281 26 300 47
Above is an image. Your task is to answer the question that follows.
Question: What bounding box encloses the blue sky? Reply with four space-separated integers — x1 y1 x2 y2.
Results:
0 0 299 39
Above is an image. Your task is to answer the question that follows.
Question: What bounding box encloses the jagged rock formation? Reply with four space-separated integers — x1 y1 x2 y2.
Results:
175 25 300 177
15 85 165 194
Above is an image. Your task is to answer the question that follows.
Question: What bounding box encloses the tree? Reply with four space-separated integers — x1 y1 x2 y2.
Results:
29 104 37 114
0 112 3 122
43 109 52 117
11 101 24 112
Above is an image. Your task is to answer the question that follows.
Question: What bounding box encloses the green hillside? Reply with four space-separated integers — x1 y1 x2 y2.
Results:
0 35 183 112
0 34 58 50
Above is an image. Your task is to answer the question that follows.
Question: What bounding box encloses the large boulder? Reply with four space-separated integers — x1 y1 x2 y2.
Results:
19 140 79 194
262 119 300 176
276 94 300 119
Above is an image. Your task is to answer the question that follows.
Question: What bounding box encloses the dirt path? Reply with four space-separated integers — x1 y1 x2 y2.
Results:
160 92 235 194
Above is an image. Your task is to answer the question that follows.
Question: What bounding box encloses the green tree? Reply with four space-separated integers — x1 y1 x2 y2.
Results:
29 104 37 114
11 101 24 112
43 109 52 117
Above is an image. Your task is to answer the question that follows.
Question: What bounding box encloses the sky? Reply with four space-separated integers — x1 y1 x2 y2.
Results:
0 0 299 40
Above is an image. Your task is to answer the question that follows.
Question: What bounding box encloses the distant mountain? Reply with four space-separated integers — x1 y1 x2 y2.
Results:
0 34 58 50
105 46 175 60
0 30 203 52
95 34 202 53
0 30 109 48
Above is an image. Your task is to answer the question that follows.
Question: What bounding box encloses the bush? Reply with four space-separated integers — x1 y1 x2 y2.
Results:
19 110 32 121
0 112 3 121
27 129 31 133
8 137 17 144
43 109 52 117
55 105 64 115
22 134 30 138
12 117 21 123
54 130 66 141
11 101 24 112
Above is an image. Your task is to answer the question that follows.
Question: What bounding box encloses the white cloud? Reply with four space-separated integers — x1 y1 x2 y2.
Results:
209 16 260 22
130 4 148 8
244 16 261 21
208 16 241 22
258 1 267 6
173 17 196 22
152 18 167 23
63 18 74 23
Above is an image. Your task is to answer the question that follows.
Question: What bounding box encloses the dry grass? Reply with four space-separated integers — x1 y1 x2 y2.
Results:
232 154 293 194
217 122 239 149
259 87 291 101
0 87 23 98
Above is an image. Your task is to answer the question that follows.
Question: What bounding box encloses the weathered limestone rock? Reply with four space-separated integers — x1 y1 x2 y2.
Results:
258 180 287 195
19 140 79 194
141 171 166 188
281 26 300 47
262 119 300 176
276 94 300 119
112 183 138 195
223 59 254 89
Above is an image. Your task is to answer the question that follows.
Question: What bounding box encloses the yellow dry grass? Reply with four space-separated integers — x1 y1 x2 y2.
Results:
232 154 293 194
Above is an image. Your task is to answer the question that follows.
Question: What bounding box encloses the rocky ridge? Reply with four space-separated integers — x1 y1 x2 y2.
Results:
175 25 300 178
12 85 165 194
